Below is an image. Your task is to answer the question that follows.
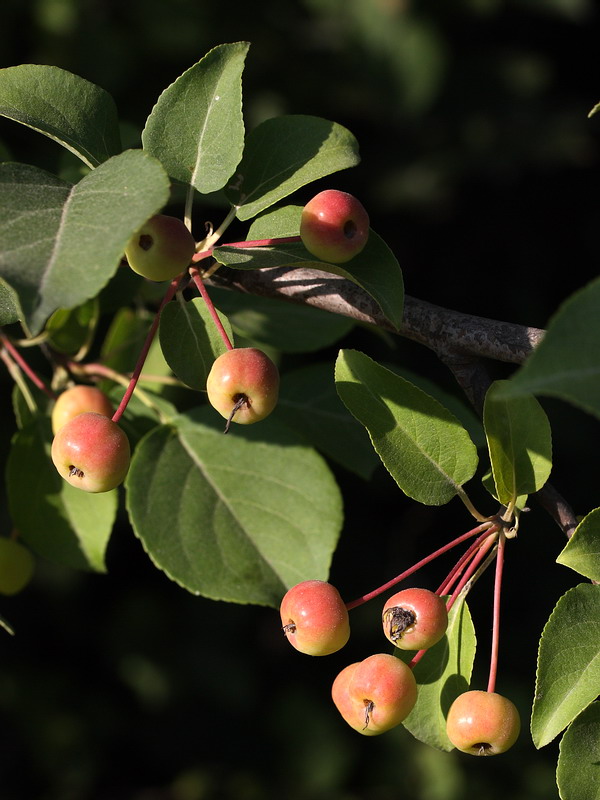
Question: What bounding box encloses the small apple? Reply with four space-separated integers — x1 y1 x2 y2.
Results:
206 347 279 431
51 385 113 435
0 537 34 596
125 214 195 282
280 580 350 656
300 189 369 263
446 690 521 755
51 411 131 493
382 587 448 650
331 653 418 735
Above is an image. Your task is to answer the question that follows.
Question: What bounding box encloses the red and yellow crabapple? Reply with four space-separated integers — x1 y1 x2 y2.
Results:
382 587 448 650
280 580 350 656
331 653 418 735
446 690 521 756
300 189 370 263
51 411 131 493
206 347 279 431
51 384 113 435
125 214 195 282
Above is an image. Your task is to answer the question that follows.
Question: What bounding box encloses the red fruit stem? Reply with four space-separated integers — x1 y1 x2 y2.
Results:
408 648 429 670
0 333 57 399
112 276 180 424
487 530 506 694
189 266 234 351
436 525 500 596
221 235 301 249
445 533 498 614
344 521 495 611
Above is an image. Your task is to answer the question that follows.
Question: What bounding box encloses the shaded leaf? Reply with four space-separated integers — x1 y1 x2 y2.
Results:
277 362 379 480
532 584 600 748
225 115 360 220
6 416 117 571
126 407 343 606
0 278 20 325
0 64 121 167
335 350 478 505
557 508 600 582
211 286 354 353
158 295 233 389
557 702 600 800
142 42 248 193
496 278 600 421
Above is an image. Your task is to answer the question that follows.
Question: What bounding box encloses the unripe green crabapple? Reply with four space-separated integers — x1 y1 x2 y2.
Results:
51 384 113 435
382 587 448 650
125 214 195 282
206 347 279 431
331 653 418 735
446 690 521 756
0 537 34 596
300 189 370 263
280 580 350 656
51 411 131 493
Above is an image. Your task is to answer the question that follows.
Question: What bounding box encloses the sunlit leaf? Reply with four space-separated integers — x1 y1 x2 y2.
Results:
557 508 600 582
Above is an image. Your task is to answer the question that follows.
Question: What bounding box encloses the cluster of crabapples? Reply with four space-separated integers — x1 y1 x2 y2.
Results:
48 188 369 494
279 580 521 755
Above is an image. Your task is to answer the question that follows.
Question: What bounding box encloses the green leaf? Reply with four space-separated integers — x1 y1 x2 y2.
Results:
531 584 600 748
100 307 173 395
557 702 600 800
211 287 354 353
6 417 117 571
142 42 249 193
126 407 343 606
214 229 404 330
0 64 121 167
483 380 552 505
557 508 600 582
277 362 380 480
496 277 600 421
158 295 233 390
0 152 170 335
400 596 476 751
335 350 479 505
226 115 360 220
247 204 304 239
0 278 20 325
45 297 99 356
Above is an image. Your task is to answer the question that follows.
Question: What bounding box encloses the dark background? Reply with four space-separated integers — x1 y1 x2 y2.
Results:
1 1 599 798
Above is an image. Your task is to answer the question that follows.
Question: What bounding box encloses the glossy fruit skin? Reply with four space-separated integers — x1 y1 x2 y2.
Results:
300 189 370 263
206 347 279 427
446 690 521 755
0 538 34 596
280 580 350 656
332 653 418 736
51 412 131 493
382 587 448 650
51 385 113 435
125 214 195 282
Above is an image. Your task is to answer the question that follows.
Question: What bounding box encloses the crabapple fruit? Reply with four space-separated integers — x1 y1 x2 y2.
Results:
51 385 113 435
331 653 418 735
51 411 131 493
280 580 350 656
300 189 370 263
382 587 448 650
446 690 521 755
206 347 279 431
0 538 34 596
125 214 195 282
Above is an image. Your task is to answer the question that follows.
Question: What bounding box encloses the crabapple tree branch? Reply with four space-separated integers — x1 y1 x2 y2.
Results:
206 264 577 539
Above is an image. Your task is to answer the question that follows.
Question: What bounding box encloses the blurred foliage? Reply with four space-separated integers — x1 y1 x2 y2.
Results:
1 0 599 797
